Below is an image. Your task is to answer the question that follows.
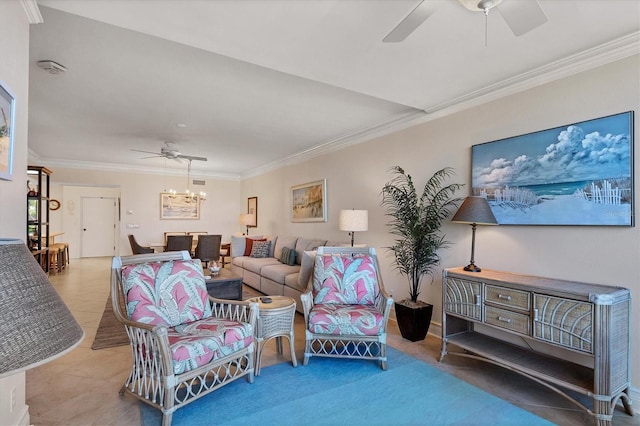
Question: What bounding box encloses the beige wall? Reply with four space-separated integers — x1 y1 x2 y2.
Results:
0 2 33 425
50 167 242 256
240 55 640 394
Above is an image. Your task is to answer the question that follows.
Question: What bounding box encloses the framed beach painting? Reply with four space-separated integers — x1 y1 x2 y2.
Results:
0 82 15 181
160 193 200 220
291 179 327 222
471 111 634 226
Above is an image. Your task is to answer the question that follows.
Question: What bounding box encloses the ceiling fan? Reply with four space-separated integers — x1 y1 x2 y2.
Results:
383 0 548 43
131 142 207 162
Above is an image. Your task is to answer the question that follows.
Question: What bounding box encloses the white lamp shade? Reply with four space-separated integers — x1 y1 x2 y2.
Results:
239 213 255 226
338 209 369 232
0 239 84 378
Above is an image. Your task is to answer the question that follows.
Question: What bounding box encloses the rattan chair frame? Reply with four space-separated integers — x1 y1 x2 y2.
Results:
300 246 393 370
111 251 258 426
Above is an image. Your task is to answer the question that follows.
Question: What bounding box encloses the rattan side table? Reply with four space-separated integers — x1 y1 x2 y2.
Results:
246 295 297 376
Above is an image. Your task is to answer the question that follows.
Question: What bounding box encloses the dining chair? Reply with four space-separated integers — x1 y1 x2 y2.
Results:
165 235 193 253
194 234 222 268
128 234 154 255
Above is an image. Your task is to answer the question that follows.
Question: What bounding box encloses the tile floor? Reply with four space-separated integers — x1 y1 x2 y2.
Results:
26 257 637 425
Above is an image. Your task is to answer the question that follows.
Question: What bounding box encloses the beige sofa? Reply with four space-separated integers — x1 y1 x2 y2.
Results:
230 235 335 312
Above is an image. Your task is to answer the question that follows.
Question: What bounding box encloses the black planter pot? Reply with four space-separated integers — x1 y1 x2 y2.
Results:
395 301 433 342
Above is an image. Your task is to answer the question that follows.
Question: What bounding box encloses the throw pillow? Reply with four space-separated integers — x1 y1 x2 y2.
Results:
250 240 271 258
244 238 266 256
279 246 297 266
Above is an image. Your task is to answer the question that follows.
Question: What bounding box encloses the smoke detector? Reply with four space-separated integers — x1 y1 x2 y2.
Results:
37 60 67 74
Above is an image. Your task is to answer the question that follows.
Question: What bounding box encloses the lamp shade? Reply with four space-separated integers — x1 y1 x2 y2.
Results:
338 209 368 232
239 213 255 226
0 239 84 378
451 197 498 225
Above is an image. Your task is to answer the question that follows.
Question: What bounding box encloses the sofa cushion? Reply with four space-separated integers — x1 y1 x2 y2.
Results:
168 317 253 374
297 250 317 290
274 236 298 260
313 254 379 305
250 240 271 258
295 238 327 265
242 256 280 274
261 263 300 284
244 238 266 256
122 259 212 327
280 246 297 265
307 304 384 336
230 235 263 257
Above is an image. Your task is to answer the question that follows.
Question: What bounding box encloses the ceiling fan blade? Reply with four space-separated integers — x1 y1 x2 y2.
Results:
383 1 432 43
139 155 163 160
177 154 208 162
497 0 547 37
131 148 161 155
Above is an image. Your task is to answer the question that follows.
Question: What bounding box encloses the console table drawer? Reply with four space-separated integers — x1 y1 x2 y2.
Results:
485 285 530 311
444 277 482 320
534 294 593 354
484 306 530 335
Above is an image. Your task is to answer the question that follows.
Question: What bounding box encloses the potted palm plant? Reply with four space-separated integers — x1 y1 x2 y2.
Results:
381 166 463 341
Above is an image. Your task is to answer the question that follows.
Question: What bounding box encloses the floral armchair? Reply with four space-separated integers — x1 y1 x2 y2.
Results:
300 246 393 370
110 251 258 426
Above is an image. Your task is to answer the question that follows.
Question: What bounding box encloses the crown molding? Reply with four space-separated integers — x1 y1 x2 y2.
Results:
20 0 43 24
31 157 241 181
241 109 428 179
423 31 640 117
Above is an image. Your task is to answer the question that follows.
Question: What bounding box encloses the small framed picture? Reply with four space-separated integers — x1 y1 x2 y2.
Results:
0 82 16 181
291 179 327 222
247 196 258 227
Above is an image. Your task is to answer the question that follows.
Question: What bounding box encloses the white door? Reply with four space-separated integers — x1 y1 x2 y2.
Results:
81 197 116 257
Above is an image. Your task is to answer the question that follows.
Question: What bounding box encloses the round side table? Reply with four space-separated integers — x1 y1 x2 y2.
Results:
246 295 297 376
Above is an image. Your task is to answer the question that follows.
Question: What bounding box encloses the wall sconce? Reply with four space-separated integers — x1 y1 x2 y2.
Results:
451 196 498 272
338 209 368 246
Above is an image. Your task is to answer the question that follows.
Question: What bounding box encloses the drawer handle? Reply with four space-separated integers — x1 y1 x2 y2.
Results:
475 294 481 305
498 294 512 301
498 316 512 324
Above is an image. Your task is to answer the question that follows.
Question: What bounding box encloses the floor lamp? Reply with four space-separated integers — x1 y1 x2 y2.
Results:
451 197 497 272
338 209 368 246
239 213 255 236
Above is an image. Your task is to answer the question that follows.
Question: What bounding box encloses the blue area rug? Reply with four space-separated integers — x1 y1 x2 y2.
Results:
140 347 554 426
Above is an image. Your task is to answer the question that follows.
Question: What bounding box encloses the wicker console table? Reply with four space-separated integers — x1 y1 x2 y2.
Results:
440 267 633 425
246 296 297 376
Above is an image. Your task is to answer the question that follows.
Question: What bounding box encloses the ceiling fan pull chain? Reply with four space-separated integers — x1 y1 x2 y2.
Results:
484 6 489 47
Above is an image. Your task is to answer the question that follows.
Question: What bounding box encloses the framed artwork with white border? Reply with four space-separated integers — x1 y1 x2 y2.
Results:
291 179 327 222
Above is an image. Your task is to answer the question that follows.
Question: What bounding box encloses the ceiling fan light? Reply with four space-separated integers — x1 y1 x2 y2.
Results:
458 0 503 12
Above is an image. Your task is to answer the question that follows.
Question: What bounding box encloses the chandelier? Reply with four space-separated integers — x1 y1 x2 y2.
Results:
165 159 205 203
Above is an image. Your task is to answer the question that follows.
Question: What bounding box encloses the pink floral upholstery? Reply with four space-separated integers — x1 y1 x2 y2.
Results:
313 254 379 304
169 318 254 374
122 259 212 326
307 303 384 336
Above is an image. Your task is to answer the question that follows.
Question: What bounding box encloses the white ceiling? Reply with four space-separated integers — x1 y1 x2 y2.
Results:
28 0 640 179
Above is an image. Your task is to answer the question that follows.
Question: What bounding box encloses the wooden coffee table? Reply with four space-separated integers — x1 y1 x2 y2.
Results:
204 268 243 300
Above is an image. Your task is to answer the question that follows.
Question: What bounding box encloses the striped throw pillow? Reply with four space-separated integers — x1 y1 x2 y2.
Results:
279 246 297 265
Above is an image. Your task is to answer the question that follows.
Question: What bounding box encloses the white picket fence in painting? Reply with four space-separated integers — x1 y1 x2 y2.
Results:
486 186 538 209
573 180 622 205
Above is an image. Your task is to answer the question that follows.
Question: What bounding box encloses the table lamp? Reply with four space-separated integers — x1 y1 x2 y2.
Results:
0 239 84 378
239 213 255 236
338 209 368 246
451 197 497 272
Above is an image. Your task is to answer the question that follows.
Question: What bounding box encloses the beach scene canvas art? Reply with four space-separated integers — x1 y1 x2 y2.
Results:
471 112 633 226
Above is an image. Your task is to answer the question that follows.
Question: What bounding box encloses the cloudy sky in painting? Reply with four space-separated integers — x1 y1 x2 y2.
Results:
472 112 632 188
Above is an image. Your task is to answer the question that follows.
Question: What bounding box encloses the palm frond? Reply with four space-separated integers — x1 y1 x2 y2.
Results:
381 166 463 302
